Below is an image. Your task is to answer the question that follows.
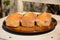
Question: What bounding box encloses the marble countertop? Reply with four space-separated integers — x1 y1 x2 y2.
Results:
0 15 60 40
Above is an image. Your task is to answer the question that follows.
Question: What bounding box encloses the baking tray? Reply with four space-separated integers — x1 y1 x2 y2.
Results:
2 18 57 35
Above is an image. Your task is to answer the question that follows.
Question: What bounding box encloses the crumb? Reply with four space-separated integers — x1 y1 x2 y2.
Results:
9 37 12 38
51 36 53 38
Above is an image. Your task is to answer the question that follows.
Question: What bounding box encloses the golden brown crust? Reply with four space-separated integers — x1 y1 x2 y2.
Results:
21 12 37 27
22 12 36 21
5 22 54 33
36 12 52 26
6 13 23 27
6 13 22 20
5 12 54 33
6 26 35 32
37 12 51 20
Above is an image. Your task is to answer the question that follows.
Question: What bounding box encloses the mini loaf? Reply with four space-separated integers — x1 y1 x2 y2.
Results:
5 13 22 27
36 12 52 26
21 12 37 27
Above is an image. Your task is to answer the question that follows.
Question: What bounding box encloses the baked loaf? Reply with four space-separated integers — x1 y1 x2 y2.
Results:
5 13 22 27
21 12 36 27
36 12 52 26
5 12 53 32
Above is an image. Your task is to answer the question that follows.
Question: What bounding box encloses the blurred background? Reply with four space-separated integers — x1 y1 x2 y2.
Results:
0 0 60 18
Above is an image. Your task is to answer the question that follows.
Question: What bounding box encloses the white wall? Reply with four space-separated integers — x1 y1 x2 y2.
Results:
17 0 60 12
22 0 60 5
17 0 23 12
